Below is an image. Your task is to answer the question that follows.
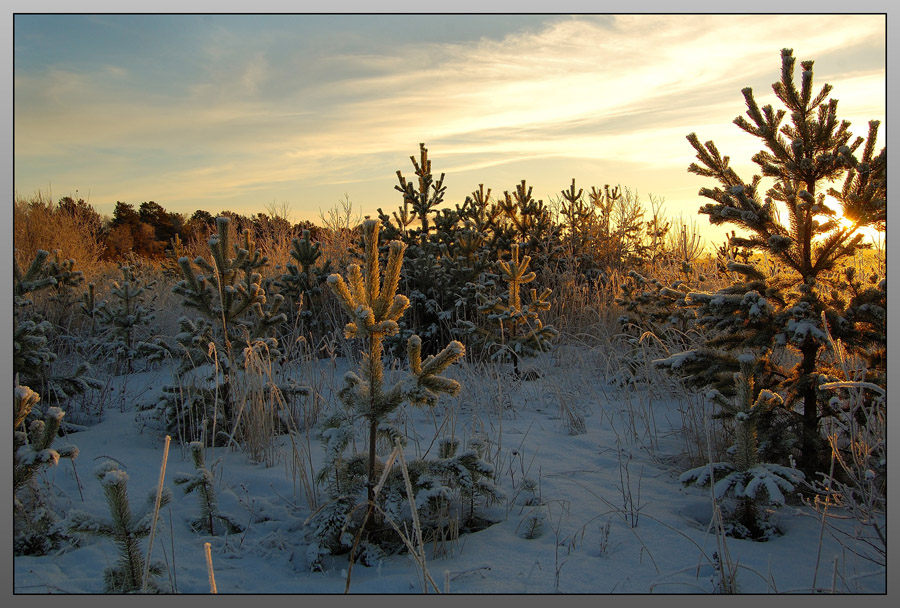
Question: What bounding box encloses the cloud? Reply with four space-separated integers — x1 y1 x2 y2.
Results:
14 14 885 219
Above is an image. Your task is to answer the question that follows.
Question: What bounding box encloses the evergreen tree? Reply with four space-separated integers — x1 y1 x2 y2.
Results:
680 361 803 540
152 216 289 444
274 229 334 349
173 442 242 535
496 181 558 256
13 249 98 405
310 218 487 567
394 142 447 242
160 234 188 279
326 218 466 505
469 243 557 377
13 384 79 555
69 461 173 593
89 264 158 373
666 48 885 474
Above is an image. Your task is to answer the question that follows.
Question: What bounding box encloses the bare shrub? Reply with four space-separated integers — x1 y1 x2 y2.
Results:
14 192 106 280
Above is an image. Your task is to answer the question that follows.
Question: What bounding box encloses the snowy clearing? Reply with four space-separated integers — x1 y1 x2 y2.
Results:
13 351 885 595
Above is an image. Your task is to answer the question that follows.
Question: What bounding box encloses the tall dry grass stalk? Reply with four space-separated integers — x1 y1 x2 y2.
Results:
204 542 217 594
142 435 171 593
229 338 319 510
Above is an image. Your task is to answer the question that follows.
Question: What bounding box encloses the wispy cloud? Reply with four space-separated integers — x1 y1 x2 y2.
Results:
14 14 885 224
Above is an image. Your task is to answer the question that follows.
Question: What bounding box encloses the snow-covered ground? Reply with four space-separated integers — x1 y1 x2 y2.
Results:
13 349 886 594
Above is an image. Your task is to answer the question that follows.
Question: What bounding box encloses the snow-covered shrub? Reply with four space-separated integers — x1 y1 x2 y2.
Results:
381 437 502 532
69 461 172 593
14 249 99 406
307 434 501 569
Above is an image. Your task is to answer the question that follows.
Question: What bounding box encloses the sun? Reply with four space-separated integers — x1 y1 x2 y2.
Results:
823 195 884 246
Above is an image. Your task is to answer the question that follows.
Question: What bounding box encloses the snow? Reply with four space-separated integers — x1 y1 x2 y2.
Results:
13 358 885 594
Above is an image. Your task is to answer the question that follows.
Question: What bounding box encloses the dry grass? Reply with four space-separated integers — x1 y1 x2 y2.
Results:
14 193 106 279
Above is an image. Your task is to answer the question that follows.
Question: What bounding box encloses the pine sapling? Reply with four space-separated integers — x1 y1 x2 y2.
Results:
327 218 466 505
274 228 333 346
13 383 79 555
680 360 803 540
476 243 557 377
394 143 447 242
679 48 885 475
14 249 98 405
69 461 173 593
173 441 242 535
90 264 158 373
310 219 471 565
156 215 288 444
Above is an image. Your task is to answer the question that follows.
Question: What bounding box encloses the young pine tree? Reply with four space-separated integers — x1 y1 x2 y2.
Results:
13 383 79 555
394 142 447 243
89 264 157 373
14 249 98 405
474 243 557 377
680 360 803 540
156 216 288 444
69 461 173 593
274 228 333 348
173 441 242 535
326 219 466 506
663 48 885 475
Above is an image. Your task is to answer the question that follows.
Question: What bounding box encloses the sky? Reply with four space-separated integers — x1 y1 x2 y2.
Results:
13 13 886 248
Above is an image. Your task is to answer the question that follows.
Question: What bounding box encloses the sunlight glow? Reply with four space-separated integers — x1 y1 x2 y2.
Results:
12 14 886 250
822 195 884 246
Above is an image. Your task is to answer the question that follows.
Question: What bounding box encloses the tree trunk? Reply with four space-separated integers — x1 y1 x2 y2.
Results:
367 418 378 506
798 341 823 474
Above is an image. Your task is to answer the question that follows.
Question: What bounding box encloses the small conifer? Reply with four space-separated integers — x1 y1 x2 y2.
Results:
154 216 289 444
680 361 803 540
327 218 466 504
474 243 557 376
13 249 98 405
173 442 242 535
89 264 157 373
394 143 447 241
69 461 172 592
13 383 79 555
673 48 886 474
